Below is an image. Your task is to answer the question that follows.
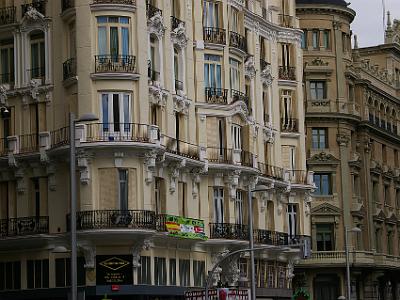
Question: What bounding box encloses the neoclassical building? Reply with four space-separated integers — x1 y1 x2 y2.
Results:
296 0 400 299
0 0 313 299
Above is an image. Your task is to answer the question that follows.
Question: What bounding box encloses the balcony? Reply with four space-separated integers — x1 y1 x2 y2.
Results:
281 118 298 133
84 123 159 144
278 14 295 28
287 170 308 185
61 0 74 11
146 2 162 19
209 223 249 241
0 216 49 238
229 31 247 52
258 162 285 181
0 6 16 26
68 210 156 231
171 15 185 30
207 147 233 164
95 55 136 73
203 27 226 45
163 135 201 160
63 58 76 81
29 67 45 81
0 72 14 85
50 127 70 148
231 89 250 107
306 100 361 116
241 150 255 168
19 133 39 154
254 229 288 246
278 66 296 81
93 0 135 3
21 0 46 17
205 87 228 104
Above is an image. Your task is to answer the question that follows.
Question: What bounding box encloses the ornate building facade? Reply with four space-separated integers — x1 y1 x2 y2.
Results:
0 0 313 299
296 0 400 299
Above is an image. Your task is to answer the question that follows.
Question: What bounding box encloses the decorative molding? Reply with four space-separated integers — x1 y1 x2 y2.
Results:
131 239 153 268
149 82 168 107
77 150 94 185
311 203 341 216
172 94 191 115
260 63 273 86
0 85 7 105
144 150 157 184
337 133 350 147
170 23 188 49
147 12 166 38
307 152 340 165
309 57 329 66
225 170 241 200
169 160 186 193
79 245 96 269
244 56 256 79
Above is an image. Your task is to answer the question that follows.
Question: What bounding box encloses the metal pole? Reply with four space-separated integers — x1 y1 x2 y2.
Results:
345 227 351 300
248 186 256 300
70 112 77 300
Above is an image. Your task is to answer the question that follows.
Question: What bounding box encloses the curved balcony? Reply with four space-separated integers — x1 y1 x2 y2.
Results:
254 229 288 246
229 31 247 52
0 6 16 26
205 87 228 104
68 210 156 231
209 223 249 241
163 135 201 160
258 162 285 181
207 147 233 164
50 127 70 148
95 55 136 74
0 216 49 238
203 27 226 45
278 66 296 81
231 89 250 107
281 117 298 133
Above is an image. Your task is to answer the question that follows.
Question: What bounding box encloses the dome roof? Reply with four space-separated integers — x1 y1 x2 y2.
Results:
296 0 348 7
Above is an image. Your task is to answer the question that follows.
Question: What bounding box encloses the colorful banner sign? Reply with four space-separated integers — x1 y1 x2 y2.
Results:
165 215 207 240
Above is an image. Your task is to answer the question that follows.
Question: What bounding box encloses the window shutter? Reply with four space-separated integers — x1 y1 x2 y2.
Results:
99 168 118 209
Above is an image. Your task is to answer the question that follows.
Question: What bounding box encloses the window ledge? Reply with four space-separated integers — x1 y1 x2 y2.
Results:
90 3 136 13
277 79 298 87
90 72 140 81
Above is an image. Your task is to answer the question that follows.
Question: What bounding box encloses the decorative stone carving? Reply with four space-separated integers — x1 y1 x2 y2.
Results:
170 23 188 49
172 94 191 115
147 12 166 38
149 82 168 106
244 56 256 79
169 160 186 193
24 6 45 21
311 203 342 216
30 79 40 100
144 151 157 184
77 150 93 185
337 133 350 147
259 185 274 212
310 57 329 66
263 126 275 144
131 239 153 268
0 85 7 105
304 191 313 216
191 168 205 199
226 170 241 200
79 245 96 269
260 63 273 86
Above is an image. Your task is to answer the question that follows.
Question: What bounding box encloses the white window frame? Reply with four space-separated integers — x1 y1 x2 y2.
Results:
231 124 242 150
235 190 244 225
203 1 220 28
287 204 297 237
96 16 130 56
229 58 241 92
204 54 222 89
213 188 224 223
100 92 131 135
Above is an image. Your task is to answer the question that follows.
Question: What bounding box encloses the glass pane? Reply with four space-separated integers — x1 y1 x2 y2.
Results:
102 94 109 131
98 27 107 55
216 65 221 89
123 94 130 132
110 27 119 58
204 63 209 88
122 28 129 57
113 94 120 132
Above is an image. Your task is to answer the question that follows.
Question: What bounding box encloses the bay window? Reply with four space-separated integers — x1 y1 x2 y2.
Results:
204 54 222 89
100 92 131 133
97 16 130 59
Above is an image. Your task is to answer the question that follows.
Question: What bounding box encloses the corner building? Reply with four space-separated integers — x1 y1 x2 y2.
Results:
296 0 400 299
0 1 312 299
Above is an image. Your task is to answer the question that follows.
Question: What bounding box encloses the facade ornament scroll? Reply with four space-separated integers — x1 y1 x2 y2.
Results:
337 133 350 147
263 126 275 144
77 150 94 185
304 191 313 216
225 170 241 200
0 85 7 105
149 82 168 107
277 187 290 215
260 63 273 86
172 94 191 115
144 150 158 184
170 23 188 49
30 79 40 101
169 160 186 193
79 245 96 269
244 56 256 79
131 239 153 268
191 168 206 199
147 13 166 38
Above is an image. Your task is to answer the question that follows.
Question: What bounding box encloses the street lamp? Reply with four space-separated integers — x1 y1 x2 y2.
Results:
70 112 98 300
345 226 362 300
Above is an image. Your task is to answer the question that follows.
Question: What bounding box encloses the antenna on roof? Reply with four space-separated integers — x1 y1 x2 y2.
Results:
382 0 386 31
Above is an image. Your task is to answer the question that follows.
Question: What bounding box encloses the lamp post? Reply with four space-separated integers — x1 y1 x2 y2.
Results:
345 226 362 300
70 112 98 300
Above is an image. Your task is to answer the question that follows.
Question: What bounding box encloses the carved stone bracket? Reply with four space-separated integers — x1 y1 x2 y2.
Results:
191 168 206 199
148 12 166 38
244 56 256 79
263 126 275 144
169 160 186 193
0 85 7 105
77 150 94 185
172 94 191 115
170 23 188 49
260 64 273 86
30 79 40 101
337 133 350 147
277 187 290 215
225 170 241 200
149 82 168 106
78 244 96 269
144 150 158 184
259 182 274 212
131 239 153 268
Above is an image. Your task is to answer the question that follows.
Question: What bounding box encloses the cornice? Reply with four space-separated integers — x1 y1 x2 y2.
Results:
295 5 355 22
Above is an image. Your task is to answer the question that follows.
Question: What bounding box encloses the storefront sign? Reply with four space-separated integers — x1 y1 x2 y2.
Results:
96 255 132 285
165 215 207 240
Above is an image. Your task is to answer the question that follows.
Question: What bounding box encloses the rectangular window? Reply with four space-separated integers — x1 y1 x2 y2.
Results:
384 185 390 206
213 187 224 223
230 8 239 33
203 1 220 28
287 204 297 237
229 58 241 92
313 173 332 195
235 190 244 225
119 169 128 210
154 257 167 286
138 256 151 284
97 16 130 56
193 261 205 287
310 81 326 100
169 259 177 285
301 30 307 49
312 30 319 49
281 44 290 67
231 124 242 150
178 181 186 217
312 128 328 149
322 30 330 48
0 42 14 84
179 259 190 286
204 54 222 89
0 261 20 291
30 34 45 79
27 259 49 289
100 93 131 133
55 257 85 287
316 224 334 251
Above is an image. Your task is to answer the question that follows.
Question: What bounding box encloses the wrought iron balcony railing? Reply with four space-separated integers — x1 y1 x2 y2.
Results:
231 89 249 107
50 127 69 148
63 58 76 81
21 0 47 17
258 162 285 180
19 133 39 154
163 135 200 160
229 31 247 52
203 27 226 45
207 147 233 164
95 55 136 73
254 229 289 246
278 66 296 81
146 2 162 19
0 216 49 238
61 0 74 11
85 123 158 143
209 223 249 241
0 6 16 25
205 87 228 104
171 15 185 30
67 210 156 231
281 117 298 132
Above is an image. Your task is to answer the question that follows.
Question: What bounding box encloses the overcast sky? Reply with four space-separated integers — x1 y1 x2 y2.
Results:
350 0 400 47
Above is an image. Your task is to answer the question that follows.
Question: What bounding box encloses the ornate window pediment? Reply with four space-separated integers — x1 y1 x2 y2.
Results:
311 203 341 216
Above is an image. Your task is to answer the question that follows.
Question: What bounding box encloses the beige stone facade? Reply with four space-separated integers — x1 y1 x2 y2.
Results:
0 0 312 299
296 1 400 299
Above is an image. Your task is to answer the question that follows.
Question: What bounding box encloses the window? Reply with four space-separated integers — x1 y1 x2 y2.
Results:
312 128 327 149
218 118 225 155
30 33 45 79
97 16 130 57
179 259 190 286
193 261 205 287
281 44 290 67
235 190 244 225
204 54 222 89
203 1 220 28
101 93 131 133
310 81 326 100
316 224 334 251
312 30 319 49
230 8 239 33
55 257 85 287
27 259 49 289
154 257 167 285
138 256 151 284
322 30 330 48
149 35 160 81
301 30 307 49
154 177 164 214
231 124 242 150
384 185 390 206
169 259 177 285
387 231 393 255
213 188 224 223
313 173 332 195
229 58 241 92
119 169 128 210
173 48 183 92
0 41 14 84
287 204 297 238
0 261 20 291
373 181 379 202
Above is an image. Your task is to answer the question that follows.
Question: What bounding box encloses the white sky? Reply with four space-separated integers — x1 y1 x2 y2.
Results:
350 0 400 47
